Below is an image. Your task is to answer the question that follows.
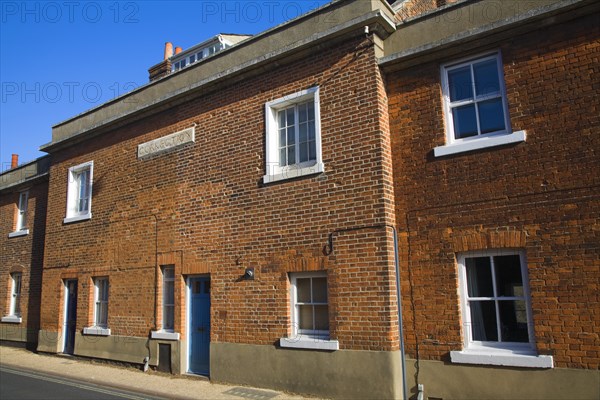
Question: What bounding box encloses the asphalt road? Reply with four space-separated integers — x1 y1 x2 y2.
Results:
0 366 166 400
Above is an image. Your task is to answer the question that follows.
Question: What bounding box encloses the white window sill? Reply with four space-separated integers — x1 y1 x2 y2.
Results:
1 316 22 323
151 331 180 341
263 162 324 184
8 229 29 238
450 348 553 368
63 213 92 224
434 130 526 157
83 326 111 336
280 336 339 351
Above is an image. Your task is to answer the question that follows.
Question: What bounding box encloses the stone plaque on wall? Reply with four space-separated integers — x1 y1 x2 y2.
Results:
137 127 195 159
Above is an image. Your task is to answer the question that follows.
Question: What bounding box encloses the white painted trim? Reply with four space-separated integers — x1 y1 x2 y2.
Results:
434 130 526 157
65 161 93 221
1 316 22 323
264 87 324 183
280 336 339 351
8 229 29 238
63 213 92 224
83 326 111 336
263 162 324 184
61 280 69 352
450 350 553 368
151 331 180 341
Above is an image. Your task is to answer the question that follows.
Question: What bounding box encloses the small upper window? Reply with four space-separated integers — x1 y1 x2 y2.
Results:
16 191 28 231
435 52 525 157
264 87 324 183
64 161 93 223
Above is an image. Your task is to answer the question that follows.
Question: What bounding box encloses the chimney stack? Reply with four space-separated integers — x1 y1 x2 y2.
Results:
11 154 18 169
164 42 173 60
148 41 174 82
175 46 183 55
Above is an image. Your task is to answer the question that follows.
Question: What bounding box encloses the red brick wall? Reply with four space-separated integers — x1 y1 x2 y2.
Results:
40 35 400 351
0 179 48 343
387 13 600 368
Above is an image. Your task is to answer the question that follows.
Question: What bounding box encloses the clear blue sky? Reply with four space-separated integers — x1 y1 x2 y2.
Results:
0 0 330 171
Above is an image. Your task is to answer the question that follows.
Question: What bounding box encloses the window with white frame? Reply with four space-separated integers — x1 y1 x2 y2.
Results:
435 52 526 157
94 277 109 328
162 266 175 331
16 191 28 231
291 272 329 338
453 250 553 368
65 161 93 223
9 272 22 317
1 272 22 323
280 271 339 350
264 87 324 183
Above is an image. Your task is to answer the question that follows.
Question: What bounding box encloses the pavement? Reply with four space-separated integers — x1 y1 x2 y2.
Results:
0 345 317 400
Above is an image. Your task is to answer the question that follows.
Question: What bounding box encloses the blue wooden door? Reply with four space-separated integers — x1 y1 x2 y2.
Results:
189 277 210 375
63 280 78 354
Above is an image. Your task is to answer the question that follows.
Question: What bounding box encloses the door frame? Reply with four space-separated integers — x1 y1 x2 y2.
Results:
186 275 210 375
62 279 77 354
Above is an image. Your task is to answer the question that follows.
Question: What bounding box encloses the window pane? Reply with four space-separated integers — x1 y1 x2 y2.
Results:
14 274 22 294
296 278 311 303
194 281 202 294
79 198 89 213
448 66 473 102
164 305 174 330
308 121 315 141
499 300 529 342
307 102 315 121
286 107 295 126
298 305 313 330
474 59 500 97
278 110 286 128
308 141 316 161
469 300 498 341
287 126 295 146
287 146 296 165
189 54 196 63
312 278 327 302
164 281 174 305
204 281 210 294
163 267 174 279
466 257 493 297
299 143 309 163
299 102 307 123
314 305 329 330
299 122 308 143
101 280 109 301
279 148 287 167
452 104 478 139
494 255 524 297
478 98 505 134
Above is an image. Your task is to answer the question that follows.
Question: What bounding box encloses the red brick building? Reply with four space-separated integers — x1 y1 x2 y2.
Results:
382 0 599 398
2 0 598 398
0 156 49 348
